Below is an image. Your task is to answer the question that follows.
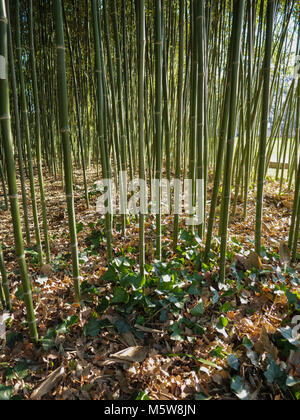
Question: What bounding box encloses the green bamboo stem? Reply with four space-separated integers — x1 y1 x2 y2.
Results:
5 0 30 244
53 0 81 303
137 0 146 275
91 0 112 262
196 0 205 238
154 0 162 260
173 0 185 250
63 5 90 210
29 0 51 264
16 0 44 267
0 158 8 210
219 0 245 282
0 243 11 311
111 0 127 236
0 0 38 339
255 0 275 256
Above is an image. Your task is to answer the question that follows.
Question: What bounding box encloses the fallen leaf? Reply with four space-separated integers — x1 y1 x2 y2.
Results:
110 346 148 363
31 366 65 400
279 242 290 265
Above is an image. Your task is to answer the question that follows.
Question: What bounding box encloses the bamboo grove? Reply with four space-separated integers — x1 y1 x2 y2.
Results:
0 0 299 341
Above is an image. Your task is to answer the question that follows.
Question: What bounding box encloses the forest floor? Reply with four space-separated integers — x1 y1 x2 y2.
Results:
0 167 299 400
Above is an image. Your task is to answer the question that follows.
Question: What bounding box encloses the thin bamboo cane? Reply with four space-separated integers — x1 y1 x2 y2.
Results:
5 0 30 245
154 0 162 260
0 243 11 310
173 0 185 250
255 0 275 256
137 0 146 276
0 0 38 339
53 0 81 303
29 0 51 264
219 0 245 282
16 0 44 267
91 0 113 262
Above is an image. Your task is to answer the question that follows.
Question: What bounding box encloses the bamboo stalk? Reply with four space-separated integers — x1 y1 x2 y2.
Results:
219 0 245 282
16 0 44 267
0 0 38 339
173 0 185 250
255 0 275 256
29 0 51 264
53 0 81 303
137 0 146 275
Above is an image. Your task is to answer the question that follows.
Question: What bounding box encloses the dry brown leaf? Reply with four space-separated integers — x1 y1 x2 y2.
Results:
110 346 148 363
245 252 263 271
40 264 53 277
121 332 137 347
134 324 164 334
253 327 278 360
279 242 290 264
31 366 65 400
235 255 248 271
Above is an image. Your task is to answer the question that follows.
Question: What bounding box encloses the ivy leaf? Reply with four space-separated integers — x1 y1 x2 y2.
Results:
76 222 84 234
247 350 259 367
286 376 300 387
130 275 145 290
159 309 169 323
211 288 219 305
278 326 299 346
56 315 79 334
170 323 184 342
227 354 240 371
101 266 118 283
40 329 56 350
83 319 102 337
144 296 156 308
111 287 130 304
217 316 228 329
242 336 253 350
115 319 131 334
286 290 298 306
264 359 286 387
96 298 110 314
187 283 202 296
190 300 204 317
14 360 29 380
193 324 204 335
15 286 24 301
220 301 232 313
0 385 14 400
230 376 250 400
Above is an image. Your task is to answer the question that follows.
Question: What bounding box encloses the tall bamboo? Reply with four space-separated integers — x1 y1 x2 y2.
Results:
219 0 245 282
173 0 185 249
196 0 205 238
5 0 30 245
63 5 89 210
53 0 81 303
16 0 44 266
91 0 112 262
137 0 146 275
255 0 275 255
0 0 38 339
0 243 11 311
289 15 300 254
29 0 51 264
111 0 127 235
154 0 163 260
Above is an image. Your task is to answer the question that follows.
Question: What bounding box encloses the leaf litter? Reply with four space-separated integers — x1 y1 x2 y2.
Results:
0 169 299 400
